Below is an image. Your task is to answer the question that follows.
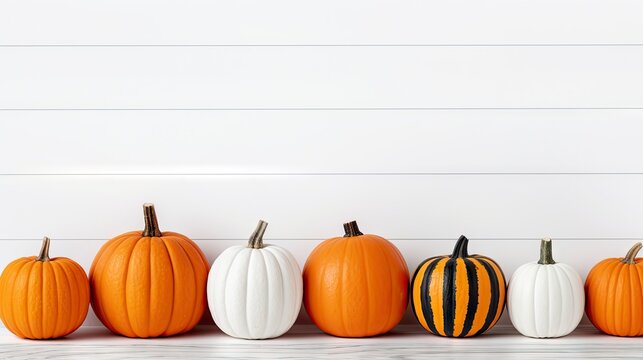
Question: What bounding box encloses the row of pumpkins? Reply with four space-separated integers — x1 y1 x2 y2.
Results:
0 204 641 340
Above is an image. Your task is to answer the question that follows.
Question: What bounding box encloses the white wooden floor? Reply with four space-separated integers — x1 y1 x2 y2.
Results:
1 325 640 359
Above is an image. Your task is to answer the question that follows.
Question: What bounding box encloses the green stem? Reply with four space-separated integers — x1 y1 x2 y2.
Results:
538 238 556 265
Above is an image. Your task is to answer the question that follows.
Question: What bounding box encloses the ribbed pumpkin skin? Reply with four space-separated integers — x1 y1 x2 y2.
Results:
208 245 303 339
0 256 89 339
585 255 643 337
411 236 506 337
90 231 209 338
303 224 409 338
507 262 584 338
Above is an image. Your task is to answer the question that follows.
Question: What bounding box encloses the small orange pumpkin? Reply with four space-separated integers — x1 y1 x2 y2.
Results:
303 221 409 337
0 237 90 339
585 242 643 336
90 203 209 338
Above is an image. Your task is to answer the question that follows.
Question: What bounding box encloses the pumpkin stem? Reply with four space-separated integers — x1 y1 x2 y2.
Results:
248 220 268 249
142 203 162 237
538 238 556 265
36 236 51 262
622 242 642 264
451 235 470 258
343 221 363 237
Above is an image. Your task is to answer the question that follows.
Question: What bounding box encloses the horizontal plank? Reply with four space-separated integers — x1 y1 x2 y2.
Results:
0 239 626 282
1 175 642 239
1 47 642 108
1 238 629 326
2 110 643 174
0 1 642 45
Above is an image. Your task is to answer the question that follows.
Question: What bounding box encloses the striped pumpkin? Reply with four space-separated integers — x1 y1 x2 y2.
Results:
411 235 506 337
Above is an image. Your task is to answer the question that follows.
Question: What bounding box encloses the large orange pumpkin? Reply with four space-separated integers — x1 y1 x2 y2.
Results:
585 242 643 337
0 237 90 339
303 221 409 337
90 203 209 338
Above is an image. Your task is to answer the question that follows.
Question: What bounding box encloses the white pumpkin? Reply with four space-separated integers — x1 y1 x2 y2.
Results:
207 220 303 339
507 238 584 338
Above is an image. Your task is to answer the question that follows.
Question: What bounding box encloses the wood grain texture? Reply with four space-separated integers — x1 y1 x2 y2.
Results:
0 1 642 45
1 46 643 109
2 110 643 174
1 325 641 359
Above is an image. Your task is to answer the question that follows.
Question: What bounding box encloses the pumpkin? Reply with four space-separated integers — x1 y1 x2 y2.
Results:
585 241 643 337
411 235 506 337
207 220 303 339
507 238 584 338
89 203 209 338
303 221 409 337
0 237 90 339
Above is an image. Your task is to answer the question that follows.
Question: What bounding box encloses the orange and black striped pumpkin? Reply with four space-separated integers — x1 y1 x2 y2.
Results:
411 235 506 337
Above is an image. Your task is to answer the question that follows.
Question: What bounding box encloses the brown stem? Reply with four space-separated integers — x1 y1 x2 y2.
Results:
142 203 162 237
36 236 51 262
538 238 556 265
343 221 363 237
248 220 268 249
621 242 642 264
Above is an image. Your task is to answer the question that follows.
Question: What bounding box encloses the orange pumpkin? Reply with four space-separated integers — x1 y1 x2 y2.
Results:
90 203 209 338
303 221 409 337
0 237 90 339
585 242 643 336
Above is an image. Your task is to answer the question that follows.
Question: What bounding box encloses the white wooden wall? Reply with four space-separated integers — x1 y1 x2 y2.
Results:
2 0 643 327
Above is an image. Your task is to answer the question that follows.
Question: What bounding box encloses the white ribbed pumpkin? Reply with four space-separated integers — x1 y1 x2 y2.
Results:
207 220 303 339
507 238 584 338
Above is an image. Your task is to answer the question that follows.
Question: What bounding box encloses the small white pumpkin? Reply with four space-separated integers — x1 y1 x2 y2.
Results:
507 238 584 338
207 220 303 339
